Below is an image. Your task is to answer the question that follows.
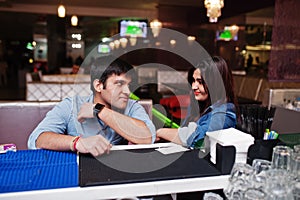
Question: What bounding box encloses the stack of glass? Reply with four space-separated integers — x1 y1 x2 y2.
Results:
224 144 300 199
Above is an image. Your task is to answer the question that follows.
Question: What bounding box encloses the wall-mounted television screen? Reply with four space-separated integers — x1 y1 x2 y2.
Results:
97 44 110 54
216 26 239 41
119 20 147 38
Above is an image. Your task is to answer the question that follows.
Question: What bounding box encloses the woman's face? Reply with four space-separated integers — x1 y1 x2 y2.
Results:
191 68 208 102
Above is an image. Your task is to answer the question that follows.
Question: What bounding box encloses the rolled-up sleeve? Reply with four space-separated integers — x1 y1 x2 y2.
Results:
127 102 156 143
178 122 197 147
27 98 73 149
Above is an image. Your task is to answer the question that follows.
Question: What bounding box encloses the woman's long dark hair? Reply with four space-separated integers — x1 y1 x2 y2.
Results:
184 56 238 125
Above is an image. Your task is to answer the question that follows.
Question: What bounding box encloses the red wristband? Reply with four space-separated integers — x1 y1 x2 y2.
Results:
72 136 80 152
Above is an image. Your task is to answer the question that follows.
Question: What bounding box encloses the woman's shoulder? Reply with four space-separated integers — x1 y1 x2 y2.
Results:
211 102 235 113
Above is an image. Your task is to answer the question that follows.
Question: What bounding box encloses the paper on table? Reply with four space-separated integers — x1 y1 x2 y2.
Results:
156 144 190 155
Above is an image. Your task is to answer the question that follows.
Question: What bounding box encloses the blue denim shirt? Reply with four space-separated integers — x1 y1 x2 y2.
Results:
28 94 156 149
186 102 237 148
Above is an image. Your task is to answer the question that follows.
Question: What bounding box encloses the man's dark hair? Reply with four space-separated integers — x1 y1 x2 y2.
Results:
90 55 136 93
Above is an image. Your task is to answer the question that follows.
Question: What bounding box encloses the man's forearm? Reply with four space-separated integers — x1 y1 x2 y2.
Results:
98 108 152 144
36 132 74 151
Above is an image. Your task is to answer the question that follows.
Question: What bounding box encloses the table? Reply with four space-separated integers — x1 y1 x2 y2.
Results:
0 175 229 200
0 143 230 200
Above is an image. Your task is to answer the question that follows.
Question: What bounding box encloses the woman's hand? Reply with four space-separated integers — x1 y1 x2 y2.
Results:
155 128 165 142
77 103 94 123
76 135 112 157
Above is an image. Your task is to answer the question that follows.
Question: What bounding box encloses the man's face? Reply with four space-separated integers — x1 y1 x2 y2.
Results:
100 73 132 109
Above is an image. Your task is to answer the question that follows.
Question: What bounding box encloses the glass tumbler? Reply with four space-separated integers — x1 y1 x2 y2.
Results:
244 188 267 200
252 159 272 174
265 169 294 200
290 151 300 180
271 145 292 171
251 159 271 189
293 179 300 200
294 144 300 153
224 163 254 199
228 163 254 182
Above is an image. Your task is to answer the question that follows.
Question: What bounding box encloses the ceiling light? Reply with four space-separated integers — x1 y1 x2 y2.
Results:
150 19 162 37
187 36 196 41
57 4 66 18
71 15 78 26
129 37 137 46
114 40 120 49
119 38 128 48
204 0 224 23
109 42 115 50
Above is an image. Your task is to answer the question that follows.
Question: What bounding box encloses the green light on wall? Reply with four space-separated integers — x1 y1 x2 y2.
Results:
26 42 34 50
220 30 232 40
126 25 143 35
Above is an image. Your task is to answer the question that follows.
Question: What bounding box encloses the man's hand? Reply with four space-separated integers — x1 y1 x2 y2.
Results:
76 135 112 157
77 103 94 123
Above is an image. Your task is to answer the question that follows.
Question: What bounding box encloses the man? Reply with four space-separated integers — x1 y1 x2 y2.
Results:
28 55 156 156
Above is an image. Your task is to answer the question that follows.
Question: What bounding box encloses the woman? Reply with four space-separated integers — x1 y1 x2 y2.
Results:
156 56 238 148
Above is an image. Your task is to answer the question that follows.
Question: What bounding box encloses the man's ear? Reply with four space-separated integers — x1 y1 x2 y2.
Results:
93 79 103 92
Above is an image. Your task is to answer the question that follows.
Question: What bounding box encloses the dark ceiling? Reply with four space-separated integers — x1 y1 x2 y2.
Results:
0 0 275 13
0 0 275 40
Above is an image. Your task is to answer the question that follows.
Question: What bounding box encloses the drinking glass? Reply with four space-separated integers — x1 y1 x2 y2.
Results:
224 179 251 200
224 163 254 199
294 144 300 153
290 151 300 180
252 159 272 174
228 163 254 182
251 159 271 189
244 188 267 200
292 179 300 200
271 145 292 171
265 169 294 200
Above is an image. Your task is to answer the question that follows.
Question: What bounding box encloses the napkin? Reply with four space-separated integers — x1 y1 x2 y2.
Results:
156 144 190 155
206 128 254 164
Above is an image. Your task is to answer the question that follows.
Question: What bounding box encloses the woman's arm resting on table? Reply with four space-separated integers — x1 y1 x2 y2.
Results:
156 128 183 145
156 122 197 147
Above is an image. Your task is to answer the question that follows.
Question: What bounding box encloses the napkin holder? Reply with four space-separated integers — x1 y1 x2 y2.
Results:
215 143 236 174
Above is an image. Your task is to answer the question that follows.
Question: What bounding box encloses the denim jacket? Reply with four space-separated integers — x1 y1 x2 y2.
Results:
185 102 236 148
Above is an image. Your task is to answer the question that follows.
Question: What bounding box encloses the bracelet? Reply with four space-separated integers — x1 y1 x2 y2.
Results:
70 136 80 152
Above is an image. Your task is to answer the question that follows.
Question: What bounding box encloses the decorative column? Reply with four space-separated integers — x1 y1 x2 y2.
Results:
268 0 300 81
47 15 66 73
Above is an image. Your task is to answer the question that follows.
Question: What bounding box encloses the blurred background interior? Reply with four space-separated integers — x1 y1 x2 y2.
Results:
1 3 300 196
0 0 299 112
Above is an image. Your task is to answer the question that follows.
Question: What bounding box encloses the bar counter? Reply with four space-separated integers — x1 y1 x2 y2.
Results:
0 143 231 200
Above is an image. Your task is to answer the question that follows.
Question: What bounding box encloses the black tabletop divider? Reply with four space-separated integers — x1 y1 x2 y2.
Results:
79 144 236 187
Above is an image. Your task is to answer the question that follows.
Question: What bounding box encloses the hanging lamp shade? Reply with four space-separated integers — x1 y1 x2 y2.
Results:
57 4 66 18
71 15 78 26
204 0 224 23
150 19 162 37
